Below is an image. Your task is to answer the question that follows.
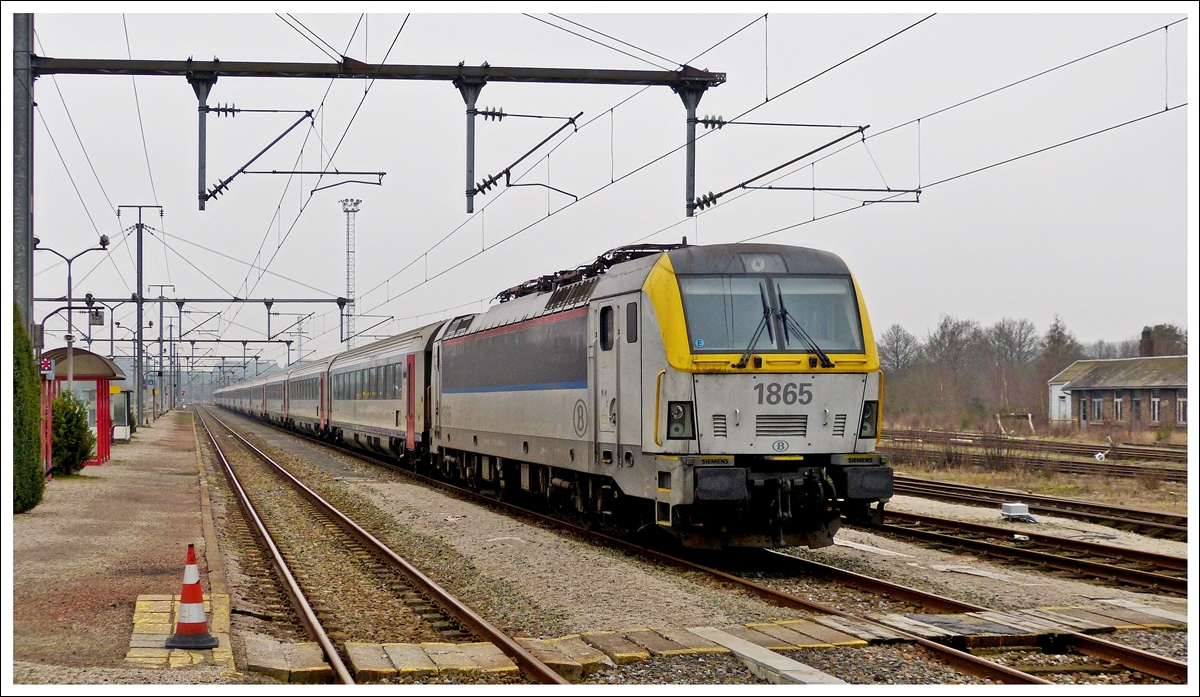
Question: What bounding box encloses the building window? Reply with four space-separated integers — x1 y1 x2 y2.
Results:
1131 395 1141 422
1113 398 1123 422
1058 395 1067 420
1092 398 1104 422
1151 397 1161 423
1178 398 1187 425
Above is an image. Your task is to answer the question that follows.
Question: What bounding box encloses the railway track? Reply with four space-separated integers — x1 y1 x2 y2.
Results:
215 407 1184 685
740 551 1185 684
879 443 1187 484
892 476 1188 540
882 429 1188 464
196 407 567 685
856 510 1186 596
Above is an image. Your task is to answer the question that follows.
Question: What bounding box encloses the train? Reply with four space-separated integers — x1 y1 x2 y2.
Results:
214 242 893 549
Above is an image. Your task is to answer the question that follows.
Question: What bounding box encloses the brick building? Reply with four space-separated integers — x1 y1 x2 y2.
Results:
1048 356 1187 430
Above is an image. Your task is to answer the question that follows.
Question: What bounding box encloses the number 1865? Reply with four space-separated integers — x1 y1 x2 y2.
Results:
754 382 813 405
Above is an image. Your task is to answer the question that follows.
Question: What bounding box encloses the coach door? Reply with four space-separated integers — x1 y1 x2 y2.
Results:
617 298 642 462
594 304 618 463
406 354 417 451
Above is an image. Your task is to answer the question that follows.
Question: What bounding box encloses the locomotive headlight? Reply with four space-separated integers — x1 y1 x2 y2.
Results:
859 401 879 439
666 401 695 440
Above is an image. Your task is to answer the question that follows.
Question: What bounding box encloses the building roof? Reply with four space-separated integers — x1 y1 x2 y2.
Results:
1048 356 1187 391
41 347 126 380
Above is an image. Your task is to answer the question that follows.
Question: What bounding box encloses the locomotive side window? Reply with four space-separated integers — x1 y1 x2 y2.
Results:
600 306 614 351
626 302 638 343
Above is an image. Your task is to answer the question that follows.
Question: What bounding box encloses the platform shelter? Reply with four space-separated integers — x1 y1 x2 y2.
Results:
40 346 126 468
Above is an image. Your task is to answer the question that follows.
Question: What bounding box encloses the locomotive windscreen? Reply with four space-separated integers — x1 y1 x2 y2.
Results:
678 275 864 354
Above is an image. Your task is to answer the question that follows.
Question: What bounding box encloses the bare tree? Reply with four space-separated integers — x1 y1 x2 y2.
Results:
989 318 1039 365
923 316 984 368
878 324 921 374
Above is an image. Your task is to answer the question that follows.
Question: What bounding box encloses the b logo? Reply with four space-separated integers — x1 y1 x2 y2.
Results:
573 400 588 436
772 440 789 452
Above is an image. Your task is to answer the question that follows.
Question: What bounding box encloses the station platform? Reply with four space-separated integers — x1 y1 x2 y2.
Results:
11 410 228 675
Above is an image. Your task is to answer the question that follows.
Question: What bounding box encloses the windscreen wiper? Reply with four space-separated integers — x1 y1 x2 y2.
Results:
776 283 835 368
735 284 775 369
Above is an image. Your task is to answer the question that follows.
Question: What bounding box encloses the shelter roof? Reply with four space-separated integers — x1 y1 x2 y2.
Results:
41 347 126 380
1049 356 1187 391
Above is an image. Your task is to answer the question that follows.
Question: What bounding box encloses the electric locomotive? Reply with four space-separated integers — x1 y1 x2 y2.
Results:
214 242 892 550
430 242 892 549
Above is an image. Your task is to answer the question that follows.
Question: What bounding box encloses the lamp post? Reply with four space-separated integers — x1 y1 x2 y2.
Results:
115 318 153 422
34 235 109 395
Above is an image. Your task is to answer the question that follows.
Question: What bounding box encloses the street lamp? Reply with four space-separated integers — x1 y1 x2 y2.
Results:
34 235 109 395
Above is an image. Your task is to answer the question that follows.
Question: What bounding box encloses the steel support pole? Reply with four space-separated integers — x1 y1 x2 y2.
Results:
14 14 35 329
456 79 485 213
188 74 216 211
136 217 144 424
158 294 164 416
66 259 74 393
676 87 706 218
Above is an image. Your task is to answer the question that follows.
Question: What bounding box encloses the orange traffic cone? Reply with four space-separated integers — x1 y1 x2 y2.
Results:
165 544 219 649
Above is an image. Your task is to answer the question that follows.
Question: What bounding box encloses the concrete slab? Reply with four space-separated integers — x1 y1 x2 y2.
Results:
624 629 692 656
969 611 1063 635
655 628 730 654
810 616 902 644
747 622 833 649
580 631 650 665
720 625 794 651
689 627 845 685
910 613 1031 636
517 638 583 681
129 633 168 649
459 642 519 674
345 642 398 682
124 647 171 668
1023 608 1112 632
548 636 617 675
422 642 480 676
1047 607 1145 630
383 643 437 678
242 633 292 682
1096 599 1188 626
871 614 960 639
286 643 334 684
780 619 868 646
1078 605 1181 630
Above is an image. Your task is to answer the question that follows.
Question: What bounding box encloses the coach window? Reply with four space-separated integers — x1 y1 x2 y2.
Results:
600 306 614 351
626 302 638 343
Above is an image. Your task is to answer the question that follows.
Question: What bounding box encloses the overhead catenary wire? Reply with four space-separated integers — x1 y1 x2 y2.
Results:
736 103 1187 245
238 15 408 307
548 13 684 69
122 14 159 205
368 12 1184 337
219 15 380 332
152 227 340 297
523 14 675 71
684 15 1190 221
310 13 931 342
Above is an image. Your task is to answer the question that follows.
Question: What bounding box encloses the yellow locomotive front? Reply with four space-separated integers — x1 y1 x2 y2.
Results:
639 244 891 548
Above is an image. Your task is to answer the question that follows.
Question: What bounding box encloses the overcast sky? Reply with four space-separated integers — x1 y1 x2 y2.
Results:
9 7 1196 370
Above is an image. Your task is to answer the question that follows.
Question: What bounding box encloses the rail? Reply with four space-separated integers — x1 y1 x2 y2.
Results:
200 407 568 685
